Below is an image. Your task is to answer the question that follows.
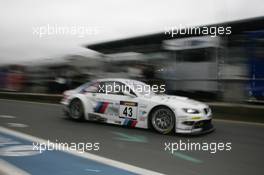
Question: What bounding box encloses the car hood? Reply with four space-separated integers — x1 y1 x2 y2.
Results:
146 94 208 108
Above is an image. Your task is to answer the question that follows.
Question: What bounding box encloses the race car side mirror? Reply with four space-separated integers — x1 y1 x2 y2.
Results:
123 90 136 98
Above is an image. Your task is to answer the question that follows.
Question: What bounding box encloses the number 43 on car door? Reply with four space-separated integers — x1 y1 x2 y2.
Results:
119 101 138 119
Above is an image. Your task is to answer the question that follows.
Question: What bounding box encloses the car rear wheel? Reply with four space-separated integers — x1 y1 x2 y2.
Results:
151 107 175 134
69 99 84 121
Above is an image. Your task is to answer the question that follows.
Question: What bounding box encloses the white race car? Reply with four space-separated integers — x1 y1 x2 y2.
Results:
61 79 214 134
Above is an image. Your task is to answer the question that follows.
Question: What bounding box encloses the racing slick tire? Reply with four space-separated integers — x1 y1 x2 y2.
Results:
69 98 84 121
150 106 175 134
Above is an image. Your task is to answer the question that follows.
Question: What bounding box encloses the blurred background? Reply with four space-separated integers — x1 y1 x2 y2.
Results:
0 2 264 175
0 0 263 103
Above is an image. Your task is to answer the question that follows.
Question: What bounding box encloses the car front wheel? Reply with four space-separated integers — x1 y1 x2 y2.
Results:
151 107 175 134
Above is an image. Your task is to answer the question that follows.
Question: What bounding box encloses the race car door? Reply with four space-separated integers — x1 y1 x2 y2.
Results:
92 81 139 125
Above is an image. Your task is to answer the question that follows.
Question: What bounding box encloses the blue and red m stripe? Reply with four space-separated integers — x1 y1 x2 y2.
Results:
94 102 109 113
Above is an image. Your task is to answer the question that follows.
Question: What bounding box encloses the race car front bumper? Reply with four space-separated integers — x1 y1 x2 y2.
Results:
175 119 214 134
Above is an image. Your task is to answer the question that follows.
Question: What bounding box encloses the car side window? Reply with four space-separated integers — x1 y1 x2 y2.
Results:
97 82 106 94
83 82 100 93
90 81 136 96
122 84 137 96
102 81 123 95
105 81 137 96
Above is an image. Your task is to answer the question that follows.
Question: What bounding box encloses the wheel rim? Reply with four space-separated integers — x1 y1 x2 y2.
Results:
70 100 82 119
152 108 174 133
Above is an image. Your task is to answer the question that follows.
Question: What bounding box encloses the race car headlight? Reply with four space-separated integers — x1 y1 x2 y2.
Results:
182 108 200 114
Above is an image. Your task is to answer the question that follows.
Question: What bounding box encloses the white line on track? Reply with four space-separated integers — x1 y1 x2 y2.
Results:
6 123 28 128
0 159 30 175
0 126 165 175
0 115 16 119
85 168 102 172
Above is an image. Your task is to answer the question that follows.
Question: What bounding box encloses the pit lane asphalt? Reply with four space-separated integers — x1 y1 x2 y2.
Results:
0 99 263 175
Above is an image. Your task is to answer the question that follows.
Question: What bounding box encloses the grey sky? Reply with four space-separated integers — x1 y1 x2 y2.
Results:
0 0 263 64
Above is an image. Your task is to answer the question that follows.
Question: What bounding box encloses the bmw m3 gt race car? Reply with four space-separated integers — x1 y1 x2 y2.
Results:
61 79 214 134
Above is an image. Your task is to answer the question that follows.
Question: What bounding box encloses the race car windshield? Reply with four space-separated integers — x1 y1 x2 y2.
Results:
76 82 92 91
129 81 156 96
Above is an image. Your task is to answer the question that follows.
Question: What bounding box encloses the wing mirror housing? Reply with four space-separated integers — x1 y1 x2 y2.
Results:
123 90 137 98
